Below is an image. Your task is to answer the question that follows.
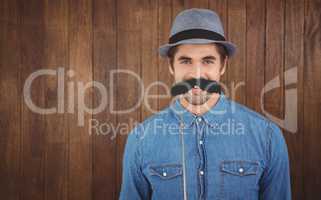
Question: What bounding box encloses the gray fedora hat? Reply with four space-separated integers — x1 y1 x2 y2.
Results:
159 8 236 57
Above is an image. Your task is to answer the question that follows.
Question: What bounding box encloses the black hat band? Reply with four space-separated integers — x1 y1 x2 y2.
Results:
169 29 226 44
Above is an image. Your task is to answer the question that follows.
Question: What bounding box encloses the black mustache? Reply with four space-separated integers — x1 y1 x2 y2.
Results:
170 78 221 96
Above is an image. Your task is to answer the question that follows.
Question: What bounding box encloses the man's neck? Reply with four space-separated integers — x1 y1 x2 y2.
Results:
179 93 220 116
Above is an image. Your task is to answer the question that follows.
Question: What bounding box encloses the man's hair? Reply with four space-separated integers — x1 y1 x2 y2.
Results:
167 43 228 68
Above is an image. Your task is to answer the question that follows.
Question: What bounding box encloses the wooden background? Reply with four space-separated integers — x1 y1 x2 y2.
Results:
1 0 320 199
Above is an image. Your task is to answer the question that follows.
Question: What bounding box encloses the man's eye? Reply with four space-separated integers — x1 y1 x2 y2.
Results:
180 60 191 64
203 60 214 64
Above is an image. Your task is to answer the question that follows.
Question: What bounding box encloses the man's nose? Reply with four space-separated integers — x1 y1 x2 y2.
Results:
191 62 205 76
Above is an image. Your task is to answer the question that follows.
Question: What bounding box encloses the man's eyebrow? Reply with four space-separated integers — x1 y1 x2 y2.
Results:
177 56 192 60
202 55 216 60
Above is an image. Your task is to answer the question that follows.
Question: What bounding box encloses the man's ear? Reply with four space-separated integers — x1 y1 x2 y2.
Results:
220 56 228 75
168 60 174 75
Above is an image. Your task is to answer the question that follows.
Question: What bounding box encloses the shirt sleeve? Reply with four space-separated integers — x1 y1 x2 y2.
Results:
259 122 292 200
119 125 151 200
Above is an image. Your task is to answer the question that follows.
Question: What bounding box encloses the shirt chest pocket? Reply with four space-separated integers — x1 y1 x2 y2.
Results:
149 164 182 179
219 160 260 200
146 164 183 199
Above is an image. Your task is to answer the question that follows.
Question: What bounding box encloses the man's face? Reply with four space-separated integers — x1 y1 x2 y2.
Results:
169 43 227 105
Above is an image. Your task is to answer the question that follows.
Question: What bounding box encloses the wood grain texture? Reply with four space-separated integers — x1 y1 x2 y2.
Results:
158 0 174 110
116 0 143 198
141 0 159 119
0 0 320 200
227 0 246 104
20 0 46 199
264 0 284 119
43 1 69 200
184 0 209 8
303 0 321 199
245 0 266 112
68 0 93 199
0 0 21 199
284 0 305 199
92 0 117 199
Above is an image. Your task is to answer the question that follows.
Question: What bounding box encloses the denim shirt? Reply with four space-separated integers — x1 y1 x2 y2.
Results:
119 95 291 200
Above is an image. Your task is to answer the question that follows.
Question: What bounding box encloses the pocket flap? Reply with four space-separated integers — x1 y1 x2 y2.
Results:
220 160 259 176
149 164 182 180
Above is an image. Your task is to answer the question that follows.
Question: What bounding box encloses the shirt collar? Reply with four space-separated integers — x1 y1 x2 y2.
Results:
169 94 229 128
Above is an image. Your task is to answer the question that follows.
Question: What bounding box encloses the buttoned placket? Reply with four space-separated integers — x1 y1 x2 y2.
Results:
195 116 206 200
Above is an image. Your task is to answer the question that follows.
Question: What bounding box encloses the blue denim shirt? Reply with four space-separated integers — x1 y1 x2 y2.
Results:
119 95 291 200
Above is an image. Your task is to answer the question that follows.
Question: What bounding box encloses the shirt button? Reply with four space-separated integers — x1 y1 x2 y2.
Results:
238 168 244 173
200 170 204 175
162 172 167 177
199 140 203 145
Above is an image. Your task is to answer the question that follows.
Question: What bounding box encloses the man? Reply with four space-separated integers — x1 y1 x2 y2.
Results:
119 8 291 200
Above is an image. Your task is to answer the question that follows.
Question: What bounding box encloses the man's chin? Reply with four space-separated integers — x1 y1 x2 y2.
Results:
189 101 206 106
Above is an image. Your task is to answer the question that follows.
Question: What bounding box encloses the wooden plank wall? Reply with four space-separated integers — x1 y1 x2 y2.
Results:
0 0 320 199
